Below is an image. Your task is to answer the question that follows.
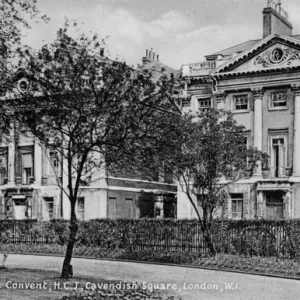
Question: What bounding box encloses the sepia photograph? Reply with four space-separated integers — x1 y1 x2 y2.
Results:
1 0 300 299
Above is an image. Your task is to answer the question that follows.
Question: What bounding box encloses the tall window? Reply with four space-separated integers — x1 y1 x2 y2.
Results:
124 198 133 219
44 197 54 220
271 91 287 108
199 99 211 112
233 94 248 110
49 151 59 176
77 197 85 220
22 153 33 185
272 138 285 177
231 194 243 219
0 153 7 185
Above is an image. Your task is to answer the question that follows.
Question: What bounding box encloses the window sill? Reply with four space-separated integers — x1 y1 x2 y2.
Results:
232 109 250 114
268 106 289 111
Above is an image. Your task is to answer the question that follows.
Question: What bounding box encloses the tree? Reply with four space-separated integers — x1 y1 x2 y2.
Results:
0 1 46 136
0 0 47 84
160 109 268 255
12 24 180 278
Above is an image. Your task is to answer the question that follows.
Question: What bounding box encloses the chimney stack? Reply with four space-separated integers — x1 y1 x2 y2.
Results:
263 0 292 38
142 48 160 65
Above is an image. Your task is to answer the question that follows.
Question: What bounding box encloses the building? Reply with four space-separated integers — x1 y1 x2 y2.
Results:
179 0 300 219
0 49 178 221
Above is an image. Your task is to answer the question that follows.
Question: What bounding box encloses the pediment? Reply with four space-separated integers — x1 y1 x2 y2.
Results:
214 35 300 75
1 69 33 99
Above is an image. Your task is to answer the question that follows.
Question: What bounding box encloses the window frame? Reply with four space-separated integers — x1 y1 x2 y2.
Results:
198 98 212 113
233 94 249 112
269 90 288 110
77 197 85 220
230 194 243 219
44 197 54 220
231 92 250 113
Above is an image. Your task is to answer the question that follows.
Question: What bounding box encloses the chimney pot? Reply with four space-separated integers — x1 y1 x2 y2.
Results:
157 54 159 61
263 0 292 38
146 49 148 57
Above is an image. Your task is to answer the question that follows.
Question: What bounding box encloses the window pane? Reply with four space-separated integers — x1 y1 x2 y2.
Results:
234 95 248 110
198 99 211 112
271 91 287 107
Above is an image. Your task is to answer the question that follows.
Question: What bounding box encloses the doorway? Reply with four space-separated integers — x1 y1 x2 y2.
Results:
265 190 284 219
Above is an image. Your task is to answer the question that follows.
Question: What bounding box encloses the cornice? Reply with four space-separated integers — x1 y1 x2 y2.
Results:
213 34 300 75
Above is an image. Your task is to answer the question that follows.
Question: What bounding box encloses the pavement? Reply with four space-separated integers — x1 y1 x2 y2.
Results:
2 254 300 300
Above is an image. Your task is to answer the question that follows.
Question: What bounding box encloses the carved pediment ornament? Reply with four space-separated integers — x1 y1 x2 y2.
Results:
254 47 300 68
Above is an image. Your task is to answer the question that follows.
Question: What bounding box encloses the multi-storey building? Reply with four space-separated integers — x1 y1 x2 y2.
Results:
0 50 177 221
179 0 300 219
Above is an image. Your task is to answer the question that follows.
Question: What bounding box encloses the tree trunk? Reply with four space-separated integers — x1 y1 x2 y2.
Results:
61 205 78 278
203 231 216 256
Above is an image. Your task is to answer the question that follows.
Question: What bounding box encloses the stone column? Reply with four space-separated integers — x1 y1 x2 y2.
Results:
252 88 264 177
7 124 15 185
215 92 226 110
292 84 300 176
34 139 42 185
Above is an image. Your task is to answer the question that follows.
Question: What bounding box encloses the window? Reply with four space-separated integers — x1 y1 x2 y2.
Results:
271 91 287 108
197 194 208 208
49 151 59 176
44 197 54 220
77 197 84 220
233 94 248 110
124 198 133 219
107 197 117 219
199 99 211 112
272 138 285 178
0 154 7 185
231 194 243 219
22 153 33 185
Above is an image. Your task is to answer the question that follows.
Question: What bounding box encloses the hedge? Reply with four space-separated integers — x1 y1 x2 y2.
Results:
1 219 300 259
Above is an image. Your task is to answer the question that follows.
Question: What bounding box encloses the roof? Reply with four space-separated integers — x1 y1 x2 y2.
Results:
206 34 300 59
140 59 179 82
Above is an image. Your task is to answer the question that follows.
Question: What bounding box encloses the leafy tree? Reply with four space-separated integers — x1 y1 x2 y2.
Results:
1 0 47 84
12 24 180 278
160 109 268 255
0 0 46 135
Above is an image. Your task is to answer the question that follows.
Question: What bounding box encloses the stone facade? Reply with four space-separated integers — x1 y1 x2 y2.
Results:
0 55 177 221
179 0 300 220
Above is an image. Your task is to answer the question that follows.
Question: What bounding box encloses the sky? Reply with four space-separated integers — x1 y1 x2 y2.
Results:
21 0 300 69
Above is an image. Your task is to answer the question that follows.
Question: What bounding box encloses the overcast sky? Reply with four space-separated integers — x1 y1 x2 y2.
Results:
22 0 300 69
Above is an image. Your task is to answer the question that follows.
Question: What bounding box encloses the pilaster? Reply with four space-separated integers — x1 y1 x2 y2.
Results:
215 92 226 110
292 84 300 176
252 88 264 178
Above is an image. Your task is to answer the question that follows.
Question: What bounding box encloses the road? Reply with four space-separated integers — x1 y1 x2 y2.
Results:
3 254 300 300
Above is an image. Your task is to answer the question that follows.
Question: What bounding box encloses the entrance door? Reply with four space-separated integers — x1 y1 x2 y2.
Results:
265 190 284 219
266 204 283 219
14 200 27 220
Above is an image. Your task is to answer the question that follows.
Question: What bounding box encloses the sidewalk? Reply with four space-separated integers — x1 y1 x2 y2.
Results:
4 254 300 300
